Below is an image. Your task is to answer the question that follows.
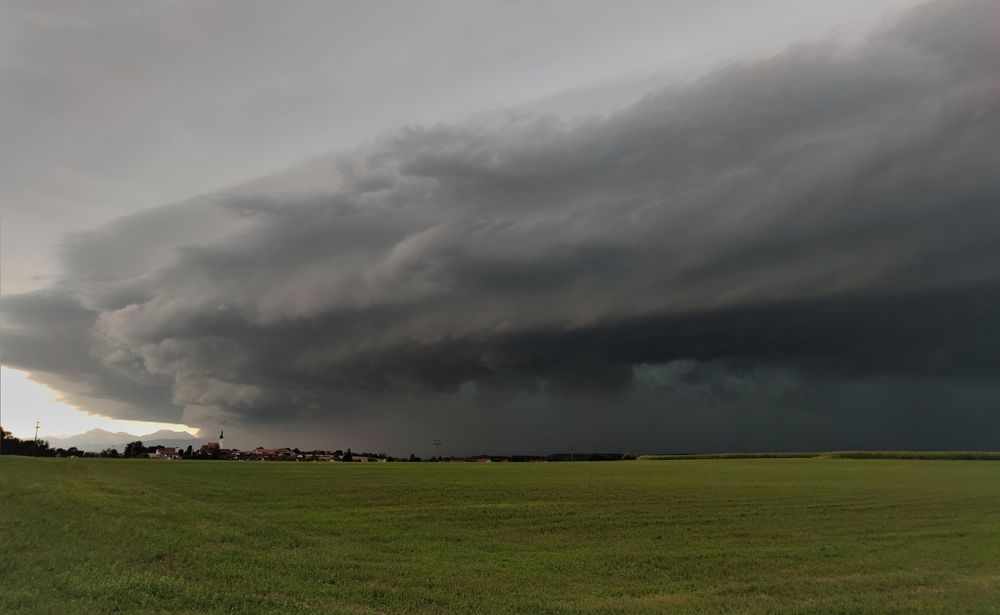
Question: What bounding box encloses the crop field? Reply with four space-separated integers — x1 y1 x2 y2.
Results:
2 457 999 614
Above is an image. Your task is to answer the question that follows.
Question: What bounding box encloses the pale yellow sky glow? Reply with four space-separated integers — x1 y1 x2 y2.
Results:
0 367 199 439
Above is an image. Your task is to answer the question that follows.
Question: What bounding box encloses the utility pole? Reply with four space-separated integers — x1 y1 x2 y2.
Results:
569 445 576 462
34 421 40 456
433 439 442 461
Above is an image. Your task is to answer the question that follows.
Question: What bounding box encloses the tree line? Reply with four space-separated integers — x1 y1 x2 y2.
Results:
0 427 203 459
3 427 638 461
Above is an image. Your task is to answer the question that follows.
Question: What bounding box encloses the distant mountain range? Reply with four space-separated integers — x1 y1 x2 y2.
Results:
46 428 200 452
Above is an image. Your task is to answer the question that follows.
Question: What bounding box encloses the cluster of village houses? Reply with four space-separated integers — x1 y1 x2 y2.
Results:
150 442 391 462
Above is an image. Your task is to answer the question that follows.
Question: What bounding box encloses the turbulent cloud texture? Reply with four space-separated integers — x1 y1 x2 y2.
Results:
3 0 999 451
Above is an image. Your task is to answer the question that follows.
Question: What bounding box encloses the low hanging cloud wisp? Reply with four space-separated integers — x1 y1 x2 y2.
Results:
2 0 999 450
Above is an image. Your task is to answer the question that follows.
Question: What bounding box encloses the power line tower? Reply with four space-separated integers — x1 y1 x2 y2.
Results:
34 421 40 456
433 439 442 461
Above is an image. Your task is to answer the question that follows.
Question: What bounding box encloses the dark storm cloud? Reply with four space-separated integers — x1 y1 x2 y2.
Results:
3 0 999 448
0 291 179 421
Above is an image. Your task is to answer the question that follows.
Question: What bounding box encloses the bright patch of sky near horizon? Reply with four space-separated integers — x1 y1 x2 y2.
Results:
0 367 199 439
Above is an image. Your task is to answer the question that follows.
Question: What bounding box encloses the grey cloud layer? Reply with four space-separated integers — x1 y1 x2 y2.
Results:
3 0 999 449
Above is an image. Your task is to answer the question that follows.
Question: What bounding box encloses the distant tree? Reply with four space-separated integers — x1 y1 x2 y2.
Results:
123 441 144 458
1 427 24 455
0 427 55 456
184 445 193 459
409 453 420 462
343 449 353 462
101 448 120 458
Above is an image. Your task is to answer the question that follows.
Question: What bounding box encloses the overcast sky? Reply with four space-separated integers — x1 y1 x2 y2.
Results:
3 0 998 455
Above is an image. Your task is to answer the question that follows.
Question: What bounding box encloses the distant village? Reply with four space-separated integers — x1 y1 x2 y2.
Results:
148 441 398 462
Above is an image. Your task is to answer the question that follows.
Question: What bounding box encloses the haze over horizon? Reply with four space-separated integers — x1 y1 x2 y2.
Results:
3 0 999 455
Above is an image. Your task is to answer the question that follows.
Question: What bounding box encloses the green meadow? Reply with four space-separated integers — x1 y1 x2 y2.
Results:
2 457 999 614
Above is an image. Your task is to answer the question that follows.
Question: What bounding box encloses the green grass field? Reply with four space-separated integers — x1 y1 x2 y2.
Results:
639 451 1000 461
3 457 999 614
